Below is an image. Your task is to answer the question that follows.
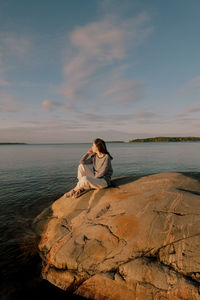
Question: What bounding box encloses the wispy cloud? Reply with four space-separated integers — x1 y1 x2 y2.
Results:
177 75 200 95
76 110 156 123
22 116 87 130
42 99 62 112
0 32 32 89
183 101 200 114
0 79 10 87
0 125 136 143
59 12 152 108
59 99 157 125
191 76 200 85
103 79 144 103
0 32 32 61
0 92 20 112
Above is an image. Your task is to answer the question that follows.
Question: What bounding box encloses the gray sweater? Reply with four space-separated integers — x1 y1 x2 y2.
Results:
80 153 113 185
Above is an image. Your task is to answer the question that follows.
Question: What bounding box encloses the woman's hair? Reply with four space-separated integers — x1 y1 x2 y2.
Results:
94 138 113 159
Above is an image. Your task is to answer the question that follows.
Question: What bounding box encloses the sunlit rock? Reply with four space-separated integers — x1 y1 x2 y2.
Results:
34 172 200 299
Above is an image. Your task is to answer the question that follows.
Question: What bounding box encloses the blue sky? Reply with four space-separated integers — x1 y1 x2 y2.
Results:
0 0 200 143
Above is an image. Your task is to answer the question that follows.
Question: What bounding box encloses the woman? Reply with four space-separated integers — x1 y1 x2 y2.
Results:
65 138 113 198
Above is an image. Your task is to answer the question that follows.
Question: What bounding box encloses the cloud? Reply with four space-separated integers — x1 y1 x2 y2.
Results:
42 99 62 112
177 76 200 95
1 109 199 143
103 79 144 103
0 125 137 143
0 32 32 89
0 32 32 61
191 76 200 85
183 101 200 114
70 19 126 61
59 12 152 106
0 79 10 87
3 37 30 57
22 117 87 130
75 110 157 124
0 92 19 112
1 113 199 143
176 99 200 120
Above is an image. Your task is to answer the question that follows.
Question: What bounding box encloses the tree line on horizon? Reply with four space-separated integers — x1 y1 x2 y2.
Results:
129 137 200 143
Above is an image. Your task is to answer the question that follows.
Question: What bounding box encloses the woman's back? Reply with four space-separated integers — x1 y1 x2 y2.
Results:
93 153 113 185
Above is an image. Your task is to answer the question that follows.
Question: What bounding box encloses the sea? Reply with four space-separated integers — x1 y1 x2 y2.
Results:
0 142 200 300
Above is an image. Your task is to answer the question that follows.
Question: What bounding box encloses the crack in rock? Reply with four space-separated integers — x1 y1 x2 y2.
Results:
96 204 111 218
153 232 200 256
136 280 168 293
92 222 126 245
153 209 200 216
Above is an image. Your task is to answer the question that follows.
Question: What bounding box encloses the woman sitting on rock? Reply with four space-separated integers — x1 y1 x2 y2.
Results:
65 138 113 198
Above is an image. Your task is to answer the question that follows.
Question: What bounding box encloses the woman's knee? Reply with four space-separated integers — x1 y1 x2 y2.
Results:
79 175 86 181
78 164 90 174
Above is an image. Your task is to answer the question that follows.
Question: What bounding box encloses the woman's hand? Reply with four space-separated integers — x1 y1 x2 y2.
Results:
87 149 93 154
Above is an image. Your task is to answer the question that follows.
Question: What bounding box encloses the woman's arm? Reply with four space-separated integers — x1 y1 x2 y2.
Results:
80 152 95 165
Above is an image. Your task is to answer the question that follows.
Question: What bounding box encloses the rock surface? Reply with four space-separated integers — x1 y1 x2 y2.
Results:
34 172 200 299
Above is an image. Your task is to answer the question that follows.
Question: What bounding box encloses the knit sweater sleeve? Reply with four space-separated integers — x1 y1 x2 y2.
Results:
79 153 94 165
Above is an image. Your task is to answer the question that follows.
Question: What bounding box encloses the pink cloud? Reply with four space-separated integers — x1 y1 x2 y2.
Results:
42 100 54 112
59 12 152 103
191 76 200 82
42 99 61 112
63 55 100 82
70 19 126 61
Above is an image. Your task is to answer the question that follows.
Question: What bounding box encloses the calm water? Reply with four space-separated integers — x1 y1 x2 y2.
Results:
0 142 200 299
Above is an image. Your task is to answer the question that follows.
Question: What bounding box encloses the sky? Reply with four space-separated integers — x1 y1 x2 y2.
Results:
0 0 200 143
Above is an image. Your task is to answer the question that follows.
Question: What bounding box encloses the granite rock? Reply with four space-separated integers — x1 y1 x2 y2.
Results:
34 172 200 299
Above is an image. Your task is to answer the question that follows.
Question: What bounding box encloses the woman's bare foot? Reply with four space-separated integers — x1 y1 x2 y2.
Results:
64 189 77 198
73 188 87 198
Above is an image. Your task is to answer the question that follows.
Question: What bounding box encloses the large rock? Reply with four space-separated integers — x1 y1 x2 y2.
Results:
34 172 200 299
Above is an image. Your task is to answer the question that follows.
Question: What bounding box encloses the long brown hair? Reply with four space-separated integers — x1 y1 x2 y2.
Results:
94 138 113 159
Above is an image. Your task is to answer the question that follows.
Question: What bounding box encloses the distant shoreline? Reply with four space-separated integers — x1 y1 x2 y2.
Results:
0 143 27 145
1 137 200 145
129 137 200 143
0 141 125 145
